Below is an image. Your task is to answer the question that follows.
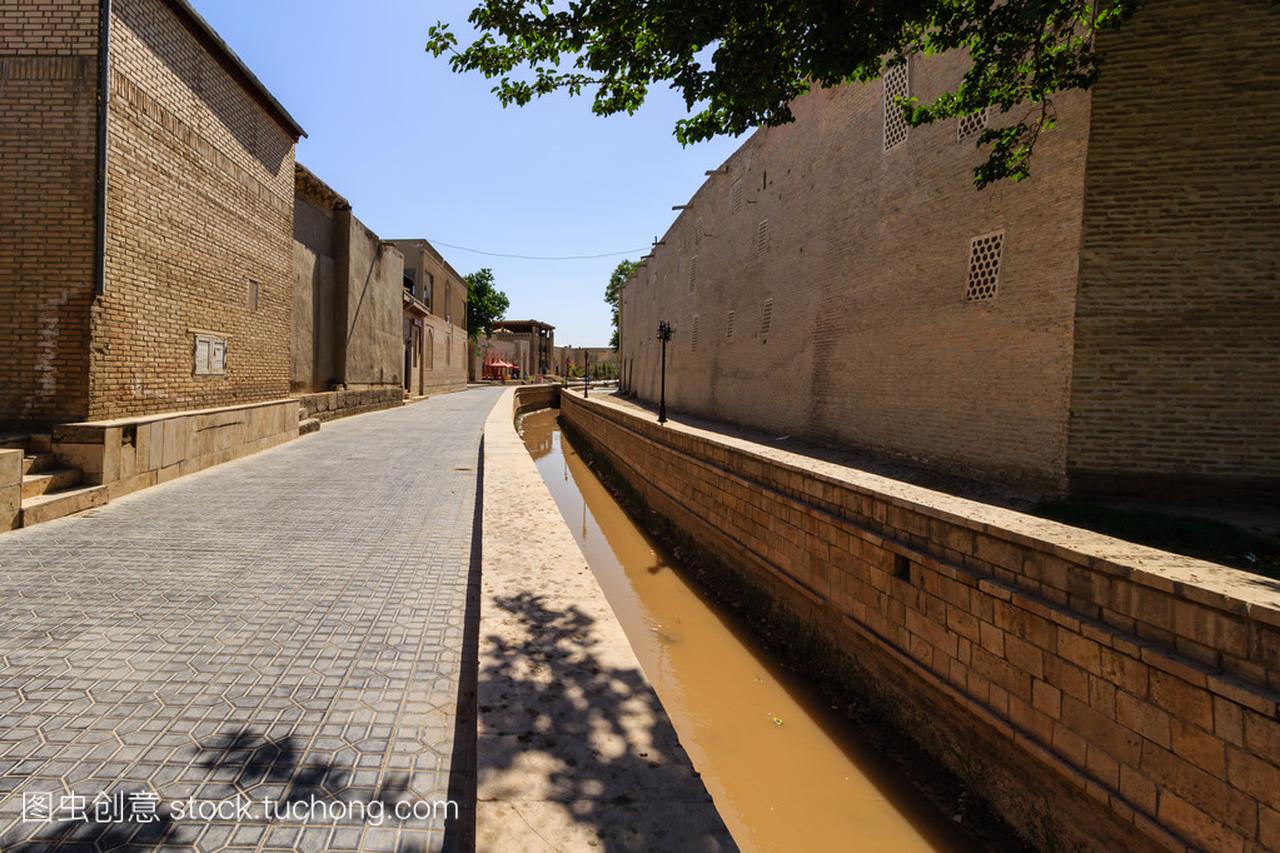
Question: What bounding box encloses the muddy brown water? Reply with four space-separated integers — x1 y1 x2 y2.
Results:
520 409 978 853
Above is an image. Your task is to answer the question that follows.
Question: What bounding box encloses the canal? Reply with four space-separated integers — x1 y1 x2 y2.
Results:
520 408 979 853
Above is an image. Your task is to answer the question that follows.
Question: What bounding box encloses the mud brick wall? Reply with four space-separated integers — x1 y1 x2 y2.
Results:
0 0 101 423
561 391 1280 852
1067 0 1280 500
89 0 297 419
617 45 1090 492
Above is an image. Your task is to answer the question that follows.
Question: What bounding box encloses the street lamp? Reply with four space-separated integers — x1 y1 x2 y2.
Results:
583 350 590 398
656 320 673 424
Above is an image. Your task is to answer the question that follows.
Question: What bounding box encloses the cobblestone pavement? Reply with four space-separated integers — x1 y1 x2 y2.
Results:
0 387 503 852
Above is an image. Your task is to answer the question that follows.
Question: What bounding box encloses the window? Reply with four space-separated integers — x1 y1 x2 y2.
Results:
958 109 989 142
760 298 774 340
755 219 770 255
245 280 260 312
404 268 418 296
883 59 910 151
966 231 1005 301
726 309 735 341
193 333 227 376
425 272 434 311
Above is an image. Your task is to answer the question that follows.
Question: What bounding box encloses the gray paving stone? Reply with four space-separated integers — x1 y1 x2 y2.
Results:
0 389 501 851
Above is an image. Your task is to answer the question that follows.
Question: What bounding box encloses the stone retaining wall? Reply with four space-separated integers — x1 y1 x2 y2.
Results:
560 390 1280 852
294 387 404 422
54 398 300 500
512 384 560 417
0 450 20 530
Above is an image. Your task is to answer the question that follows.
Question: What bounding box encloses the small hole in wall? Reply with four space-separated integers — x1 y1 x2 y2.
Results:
893 553 911 581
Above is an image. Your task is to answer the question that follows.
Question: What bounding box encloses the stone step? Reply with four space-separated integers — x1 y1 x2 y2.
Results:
22 453 57 475
21 485 108 528
21 468 82 500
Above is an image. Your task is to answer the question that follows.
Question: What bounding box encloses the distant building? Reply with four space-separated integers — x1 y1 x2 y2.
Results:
619 0 1280 502
1 0 305 425
556 346 617 378
490 321 556 377
291 165 404 415
388 240 469 397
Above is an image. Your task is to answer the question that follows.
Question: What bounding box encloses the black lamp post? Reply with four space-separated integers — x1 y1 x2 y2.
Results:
656 320 673 424
583 350 589 398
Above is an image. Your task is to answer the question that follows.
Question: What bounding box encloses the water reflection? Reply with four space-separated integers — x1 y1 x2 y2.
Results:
520 409 978 853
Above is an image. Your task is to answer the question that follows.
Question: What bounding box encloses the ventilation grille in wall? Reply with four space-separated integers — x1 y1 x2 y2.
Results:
694 216 704 247
731 180 744 214
688 255 698 293
726 310 735 341
755 219 770 255
691 314 699 351
761 298 774 339
958 108 989 142
965 231 1005 301
883 59 910 151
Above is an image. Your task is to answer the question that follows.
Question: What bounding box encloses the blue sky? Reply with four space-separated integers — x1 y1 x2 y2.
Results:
192 0 743 347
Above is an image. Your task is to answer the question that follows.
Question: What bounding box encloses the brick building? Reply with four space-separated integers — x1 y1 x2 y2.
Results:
1 0 305 425
291 165 406 420
0 0 305 524
388 239 469 396
490 320 556 378
619 0 1280 502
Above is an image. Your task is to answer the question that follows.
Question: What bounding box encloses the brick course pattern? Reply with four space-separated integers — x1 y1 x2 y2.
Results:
561 391 1280 852
0 0 301 424
0 0 100 423
617 0 1280 500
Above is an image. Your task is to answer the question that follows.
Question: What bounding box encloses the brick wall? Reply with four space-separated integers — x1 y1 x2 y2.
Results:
562 391 1280 851
1068 0 1280 499
88 0 297 419
0 0 100 423
620 49 1091 491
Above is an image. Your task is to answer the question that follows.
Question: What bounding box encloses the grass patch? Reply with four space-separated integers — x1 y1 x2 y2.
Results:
1032 499 1280 579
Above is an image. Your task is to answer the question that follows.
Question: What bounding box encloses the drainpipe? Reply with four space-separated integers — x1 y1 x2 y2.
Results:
93 0 112 297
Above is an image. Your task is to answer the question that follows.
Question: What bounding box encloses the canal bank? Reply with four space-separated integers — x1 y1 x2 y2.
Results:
556 388 1280 853
477 387 732 850
519 407 991 851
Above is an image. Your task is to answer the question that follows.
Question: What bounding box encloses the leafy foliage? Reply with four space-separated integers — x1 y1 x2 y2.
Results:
465 267 510 340
604 258 638 350
427 0 1142 187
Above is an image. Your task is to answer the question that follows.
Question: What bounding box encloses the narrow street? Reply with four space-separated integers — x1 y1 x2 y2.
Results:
0 388 503 852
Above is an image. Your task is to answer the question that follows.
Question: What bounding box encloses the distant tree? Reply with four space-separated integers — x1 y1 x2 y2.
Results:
465 267 510 340
427 1 1141 187
605 258 638 350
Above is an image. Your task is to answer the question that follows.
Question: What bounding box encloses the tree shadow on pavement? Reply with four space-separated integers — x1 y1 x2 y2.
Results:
1 727 432 853
477 590 736 852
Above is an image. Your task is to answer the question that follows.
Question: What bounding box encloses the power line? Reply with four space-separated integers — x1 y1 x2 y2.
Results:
424 238 649 261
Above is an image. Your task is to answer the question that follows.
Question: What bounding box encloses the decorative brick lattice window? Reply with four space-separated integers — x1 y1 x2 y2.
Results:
966 231 1005 301
883 59 910 151
691 314 699 351
761 298 774 339
688 255 698 293
731 180 744 214
958 108 989 142
755 219 770 255
726 310 735 341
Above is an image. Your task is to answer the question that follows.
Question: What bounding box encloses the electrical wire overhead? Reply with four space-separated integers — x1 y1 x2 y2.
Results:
424 238 649 261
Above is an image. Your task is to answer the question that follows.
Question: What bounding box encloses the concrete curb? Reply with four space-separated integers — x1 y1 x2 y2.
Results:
477 388 734 851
